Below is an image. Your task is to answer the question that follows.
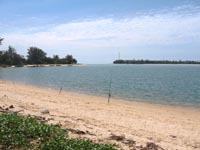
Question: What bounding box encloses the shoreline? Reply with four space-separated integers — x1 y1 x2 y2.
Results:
0 63 87 68
24 63 87 67
1 79 199 110
2 79 199 110
0 80 200 149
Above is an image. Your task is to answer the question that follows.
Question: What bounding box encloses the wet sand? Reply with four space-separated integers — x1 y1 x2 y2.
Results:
0 80 199 150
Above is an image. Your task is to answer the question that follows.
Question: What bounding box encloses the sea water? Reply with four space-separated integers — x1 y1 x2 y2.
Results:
0 64 200 107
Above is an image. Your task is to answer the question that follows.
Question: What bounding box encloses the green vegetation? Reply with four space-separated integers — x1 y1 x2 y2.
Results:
45 54 77 65
0 38 3 45
27 47 47 65
0 37 77 67
113 59 200 64
0 46 26 67
0 113 116 150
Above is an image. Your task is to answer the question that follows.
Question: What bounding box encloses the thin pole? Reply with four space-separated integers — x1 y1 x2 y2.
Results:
108 71 112 104
59 87 63 94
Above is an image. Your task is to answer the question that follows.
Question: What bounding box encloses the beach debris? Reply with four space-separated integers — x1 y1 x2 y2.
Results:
76 130 86 135
109 133 125 141
169 135 177 139
68 129 86 135
123 138 136 145
108 134 164 150
41 109 50 114
141 142 165 150
47 117 54 121
9 105 14 109
0 105 9 111
36 116 46 121
34 116 48 123
109 133 138 149
0 105 23 114
67 128 96 136
76 118 84 121
146 142 158 150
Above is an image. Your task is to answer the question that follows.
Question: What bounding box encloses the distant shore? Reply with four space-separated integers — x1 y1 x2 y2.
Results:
24 64 86 67
0 80 199 150
113 59 200 64
0 63 86 68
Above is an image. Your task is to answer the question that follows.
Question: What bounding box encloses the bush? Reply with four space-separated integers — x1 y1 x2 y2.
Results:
0 113 116 150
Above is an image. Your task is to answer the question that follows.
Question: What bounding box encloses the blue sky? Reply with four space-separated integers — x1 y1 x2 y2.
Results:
0 0 200 63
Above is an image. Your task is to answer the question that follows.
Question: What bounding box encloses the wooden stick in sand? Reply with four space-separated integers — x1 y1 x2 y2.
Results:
108 71 112 104
59 87 63 94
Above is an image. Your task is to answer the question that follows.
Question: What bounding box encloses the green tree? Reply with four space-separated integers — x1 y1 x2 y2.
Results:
0 38 3 64
27 47 46 64
53 55 59 64
2 46 16 65
73 58 77 64
0 37 3 46
13 53 25 66
65 55 77 64
45 57 54 64
0 46 25 66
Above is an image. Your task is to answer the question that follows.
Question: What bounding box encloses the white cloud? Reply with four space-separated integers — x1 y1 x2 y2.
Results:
2 5 200 56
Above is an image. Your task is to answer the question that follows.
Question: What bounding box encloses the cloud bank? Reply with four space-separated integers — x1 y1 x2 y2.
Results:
1 5 200 62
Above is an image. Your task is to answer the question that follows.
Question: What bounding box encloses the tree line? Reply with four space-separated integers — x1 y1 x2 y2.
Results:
0 38 77 67
113 59 200 64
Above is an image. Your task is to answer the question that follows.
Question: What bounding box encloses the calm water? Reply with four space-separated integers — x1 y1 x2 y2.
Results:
0 64 200 107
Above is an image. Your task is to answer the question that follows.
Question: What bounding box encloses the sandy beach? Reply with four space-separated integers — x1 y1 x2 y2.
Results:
0 80 199 150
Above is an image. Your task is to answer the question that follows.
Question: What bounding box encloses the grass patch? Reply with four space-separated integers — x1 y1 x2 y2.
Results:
0 113 116 150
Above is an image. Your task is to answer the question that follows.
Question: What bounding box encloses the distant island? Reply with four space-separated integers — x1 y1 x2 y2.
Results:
113 59 200 64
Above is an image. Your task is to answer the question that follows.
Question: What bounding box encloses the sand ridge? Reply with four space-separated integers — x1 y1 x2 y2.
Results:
0 80 200 150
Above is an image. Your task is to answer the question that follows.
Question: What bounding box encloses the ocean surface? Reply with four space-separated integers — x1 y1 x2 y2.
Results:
0 64 200 107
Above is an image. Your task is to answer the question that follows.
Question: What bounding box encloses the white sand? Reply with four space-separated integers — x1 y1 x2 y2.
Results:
0 80 199 150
